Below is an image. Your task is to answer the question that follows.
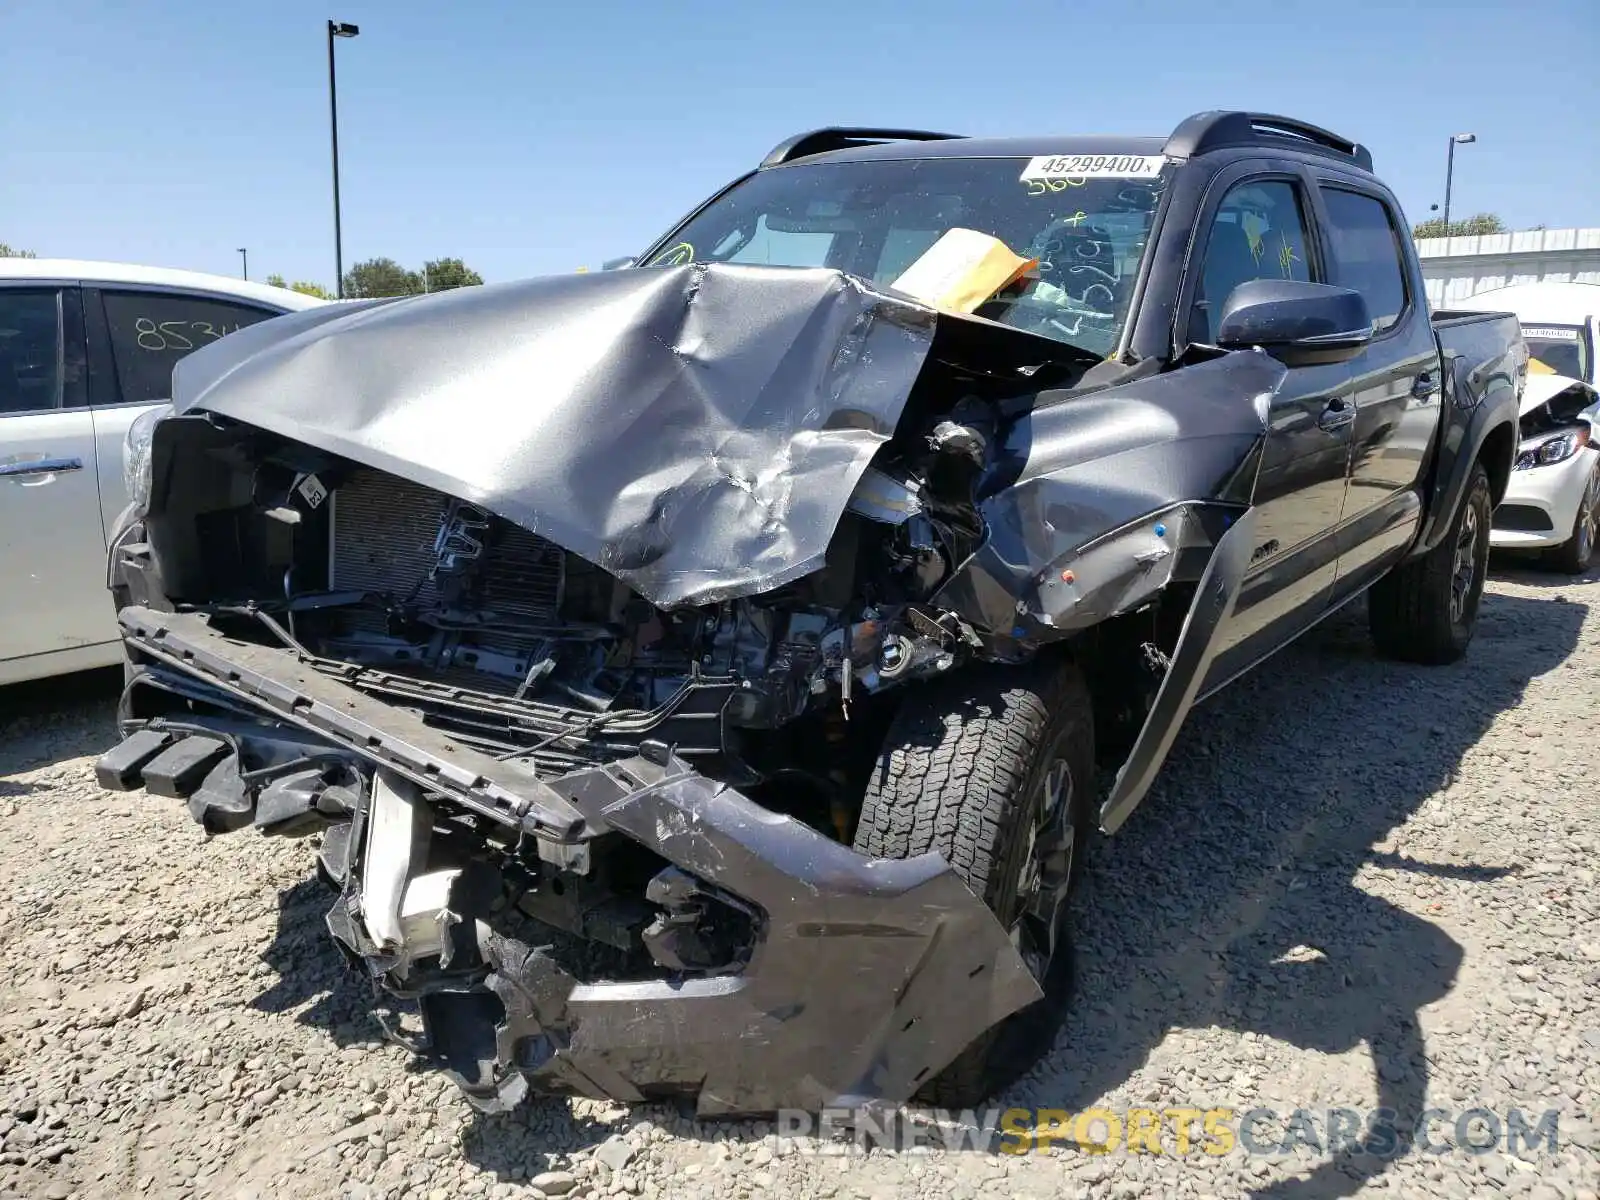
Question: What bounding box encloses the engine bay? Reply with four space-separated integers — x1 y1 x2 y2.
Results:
123 408 1009 801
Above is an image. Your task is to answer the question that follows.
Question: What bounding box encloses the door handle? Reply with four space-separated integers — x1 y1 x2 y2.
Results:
1316 398 1355 433
1411 372 1439 400
0 456 85 479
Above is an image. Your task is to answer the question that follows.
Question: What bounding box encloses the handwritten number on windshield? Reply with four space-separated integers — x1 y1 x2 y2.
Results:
1025 177 1088 196
132 318 243 353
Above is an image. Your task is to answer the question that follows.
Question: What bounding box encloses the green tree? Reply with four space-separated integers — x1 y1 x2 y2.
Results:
0 242 37 258
420 258 484 291
343 257 423 298
265 273 334 299
1412 212 1506 240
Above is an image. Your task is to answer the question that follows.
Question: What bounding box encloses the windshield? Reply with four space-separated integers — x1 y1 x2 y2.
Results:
643 156 1171 358
1522 323 1593 382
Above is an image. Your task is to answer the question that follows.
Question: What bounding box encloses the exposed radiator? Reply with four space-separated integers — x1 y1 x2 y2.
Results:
328 469 564 621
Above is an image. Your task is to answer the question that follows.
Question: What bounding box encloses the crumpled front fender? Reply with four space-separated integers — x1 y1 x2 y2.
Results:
98 605 1042 1117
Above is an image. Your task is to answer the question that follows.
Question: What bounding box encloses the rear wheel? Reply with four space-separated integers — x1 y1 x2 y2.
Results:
1368 461 1492 665
1546 461 1599 575
853 658 1094 1107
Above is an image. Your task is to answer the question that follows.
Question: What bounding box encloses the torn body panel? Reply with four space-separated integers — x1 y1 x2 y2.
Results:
166 263 1069 610
928 351 1279 832
933 349 1278 639
109 261 1298 1116
102 605 1041 1116
1098 505 1258 833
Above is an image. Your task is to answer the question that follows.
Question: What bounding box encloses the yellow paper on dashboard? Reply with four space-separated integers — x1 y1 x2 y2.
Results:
890 228 1038 315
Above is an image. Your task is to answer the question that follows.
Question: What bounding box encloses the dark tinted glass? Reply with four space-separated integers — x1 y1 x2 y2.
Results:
1321 189 1408 333
102 291 280 405
0 289 63 414
1192 179 1314 343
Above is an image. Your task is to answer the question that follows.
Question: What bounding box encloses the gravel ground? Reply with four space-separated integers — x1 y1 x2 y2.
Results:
2 563 1598 1200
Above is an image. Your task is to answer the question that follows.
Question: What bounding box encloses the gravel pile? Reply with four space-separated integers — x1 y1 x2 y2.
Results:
2 564 1597 1200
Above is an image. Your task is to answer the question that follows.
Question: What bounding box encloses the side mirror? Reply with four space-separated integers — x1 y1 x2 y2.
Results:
1216 280 1374 366
601 256 638 271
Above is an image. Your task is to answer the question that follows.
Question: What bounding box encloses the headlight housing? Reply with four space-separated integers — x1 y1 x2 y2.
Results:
122 403 173 513
1514 427 1589 470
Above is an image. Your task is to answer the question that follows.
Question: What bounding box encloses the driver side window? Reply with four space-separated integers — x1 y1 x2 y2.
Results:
1189 179 1315 345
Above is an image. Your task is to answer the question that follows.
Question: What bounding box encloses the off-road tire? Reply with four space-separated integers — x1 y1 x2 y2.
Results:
853 658 1094 1108
1546 461 1599 575
1368 461 1492 665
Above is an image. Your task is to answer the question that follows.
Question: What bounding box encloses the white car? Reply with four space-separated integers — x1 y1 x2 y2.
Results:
1464 280 1597 385
1 259 327 685
1490 373 1600 572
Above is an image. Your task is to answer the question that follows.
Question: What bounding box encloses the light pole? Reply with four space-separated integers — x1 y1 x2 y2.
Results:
236 247 248 280
328 19 360 298
1442 132 1477 237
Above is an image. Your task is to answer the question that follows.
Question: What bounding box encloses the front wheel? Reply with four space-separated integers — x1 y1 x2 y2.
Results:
853 659 1095 1108
1546 461 1599 575
1368 461 1492 665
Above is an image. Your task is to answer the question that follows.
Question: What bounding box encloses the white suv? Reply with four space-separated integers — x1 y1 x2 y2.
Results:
1 259 327 685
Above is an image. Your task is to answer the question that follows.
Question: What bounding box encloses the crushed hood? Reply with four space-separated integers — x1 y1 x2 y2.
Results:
1518 372 1598 419
170 263 1070 608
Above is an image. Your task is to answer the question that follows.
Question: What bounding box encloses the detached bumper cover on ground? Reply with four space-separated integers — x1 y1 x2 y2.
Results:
99 605 1043 1115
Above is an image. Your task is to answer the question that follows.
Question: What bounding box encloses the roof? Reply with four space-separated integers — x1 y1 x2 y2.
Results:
1465 281 1600 325
0 257 329 311
771 135 1169 166
761 114 1373 172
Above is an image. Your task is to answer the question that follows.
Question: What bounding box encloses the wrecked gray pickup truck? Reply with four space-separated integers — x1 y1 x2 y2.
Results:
98 111 1524 1116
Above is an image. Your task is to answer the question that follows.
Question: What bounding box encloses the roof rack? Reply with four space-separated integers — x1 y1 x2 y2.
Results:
760 127 965 168
1164 111 1374 172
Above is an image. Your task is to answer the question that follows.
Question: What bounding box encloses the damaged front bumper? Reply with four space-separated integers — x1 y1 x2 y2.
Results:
101 605 1043 1116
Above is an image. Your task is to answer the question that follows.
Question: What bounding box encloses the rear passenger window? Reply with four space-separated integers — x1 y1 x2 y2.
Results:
0 289 63 414
1320 189 1409 333
101 291 280 405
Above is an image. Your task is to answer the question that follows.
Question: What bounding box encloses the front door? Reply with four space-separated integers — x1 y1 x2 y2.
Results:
1179 172 1355 692
0 285 113 667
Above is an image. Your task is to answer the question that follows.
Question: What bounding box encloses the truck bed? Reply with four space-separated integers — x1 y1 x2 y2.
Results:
1432 309 1526 409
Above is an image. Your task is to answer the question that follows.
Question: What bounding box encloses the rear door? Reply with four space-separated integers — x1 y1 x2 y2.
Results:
85 286 286 539
1310 183 1441 597
1180 164 1357 691
0 283 114 667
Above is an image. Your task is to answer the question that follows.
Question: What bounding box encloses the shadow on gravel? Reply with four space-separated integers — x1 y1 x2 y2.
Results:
252 875 623 1177
241 587 1587 1192
1488 551 1600 589
0 665 121 776
251 877 377 1040
1016 589 1587 1199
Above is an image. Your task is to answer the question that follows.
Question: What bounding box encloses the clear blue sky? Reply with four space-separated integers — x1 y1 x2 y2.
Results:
3 0 1596 287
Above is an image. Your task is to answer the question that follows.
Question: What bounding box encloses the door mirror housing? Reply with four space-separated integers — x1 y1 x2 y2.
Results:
1215 280 1374 366
601 256 638 271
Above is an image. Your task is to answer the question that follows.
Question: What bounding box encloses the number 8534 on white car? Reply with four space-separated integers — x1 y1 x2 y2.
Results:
0 259 325 686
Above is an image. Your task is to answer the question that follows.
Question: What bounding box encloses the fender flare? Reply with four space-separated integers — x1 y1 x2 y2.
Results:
1098 506 1258 834
1411 384 1518 559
